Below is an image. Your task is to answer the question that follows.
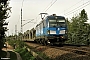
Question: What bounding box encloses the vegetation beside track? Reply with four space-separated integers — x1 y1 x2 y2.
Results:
25 43 51 60
7 40 25 49
15 47 36 60
66 9 90 45
8 40 36 60
8 40 51 60
8 51 17 60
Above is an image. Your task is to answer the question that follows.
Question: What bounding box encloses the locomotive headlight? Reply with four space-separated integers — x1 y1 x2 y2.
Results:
47 30 56 34
60 30 65 34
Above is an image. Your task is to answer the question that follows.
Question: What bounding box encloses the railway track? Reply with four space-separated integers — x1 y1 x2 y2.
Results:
25 41 90 59
48 45 90 56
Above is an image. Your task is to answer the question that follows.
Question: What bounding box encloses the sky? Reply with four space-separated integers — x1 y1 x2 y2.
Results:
6 0 90 36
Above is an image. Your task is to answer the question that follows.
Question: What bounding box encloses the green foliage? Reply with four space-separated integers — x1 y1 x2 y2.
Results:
15 48 36 60
8 40 25 48
0 0 11 51
8 40 36 60
8 51 17 60
66 9 90 45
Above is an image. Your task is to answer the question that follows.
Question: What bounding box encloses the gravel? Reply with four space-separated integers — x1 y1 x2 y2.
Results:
43 48 69 58
26 42 90 60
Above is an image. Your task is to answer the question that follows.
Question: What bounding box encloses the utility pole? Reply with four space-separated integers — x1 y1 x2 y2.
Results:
21 8 23 33
20 8 23 41
20 0 24 40
15 25 17 40
15 25 17 35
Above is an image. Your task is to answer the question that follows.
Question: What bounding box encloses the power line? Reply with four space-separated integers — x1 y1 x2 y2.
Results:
34 0 57 24
22 19 34 27
45 0 57 12
24 0 57 26
60 0 83 14
33 0 55 25
64 0 90 16
42 0 54 12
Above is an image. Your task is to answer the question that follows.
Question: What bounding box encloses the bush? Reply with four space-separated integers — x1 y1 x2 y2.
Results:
8 40 25 48
15 47 36 60
8 40 35 60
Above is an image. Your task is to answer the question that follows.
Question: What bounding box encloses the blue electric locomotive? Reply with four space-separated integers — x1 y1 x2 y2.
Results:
35 14 67 45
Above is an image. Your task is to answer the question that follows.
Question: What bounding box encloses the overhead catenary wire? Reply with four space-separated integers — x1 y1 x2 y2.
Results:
34 0 57 25
42 0 54 12
17 0 90 33
22 19 34 27
34 0 58 24
44 0 57 12
30 0 57 24
66 3 90 16
64 0 90 16
60 0 83 14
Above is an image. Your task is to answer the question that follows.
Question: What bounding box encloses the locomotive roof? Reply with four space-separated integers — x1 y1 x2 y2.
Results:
35 15 65 27
46 15 65 19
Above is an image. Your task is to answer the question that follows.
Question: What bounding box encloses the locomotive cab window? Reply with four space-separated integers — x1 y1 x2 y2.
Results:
48 19 66 27
57 20 65 22
57 19 66 27
49 20 57 27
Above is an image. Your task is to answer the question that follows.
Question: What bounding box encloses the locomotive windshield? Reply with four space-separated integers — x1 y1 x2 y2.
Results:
49 20 57 27
49 19 66 27
57 19 65 27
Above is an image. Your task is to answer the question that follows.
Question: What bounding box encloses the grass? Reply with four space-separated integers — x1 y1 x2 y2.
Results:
26 45 51 60
8 40 36 60
8 51 17 60
7 40 51 60
15 47 36 60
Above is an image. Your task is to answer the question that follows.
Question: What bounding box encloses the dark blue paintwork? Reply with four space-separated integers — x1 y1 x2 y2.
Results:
36 15 67 39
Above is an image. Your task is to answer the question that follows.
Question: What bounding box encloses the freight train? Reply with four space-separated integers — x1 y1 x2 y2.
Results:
22 14 68 45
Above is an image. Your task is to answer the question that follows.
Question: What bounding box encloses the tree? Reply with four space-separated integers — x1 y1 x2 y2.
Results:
67 9 89 45
0 0 11 52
